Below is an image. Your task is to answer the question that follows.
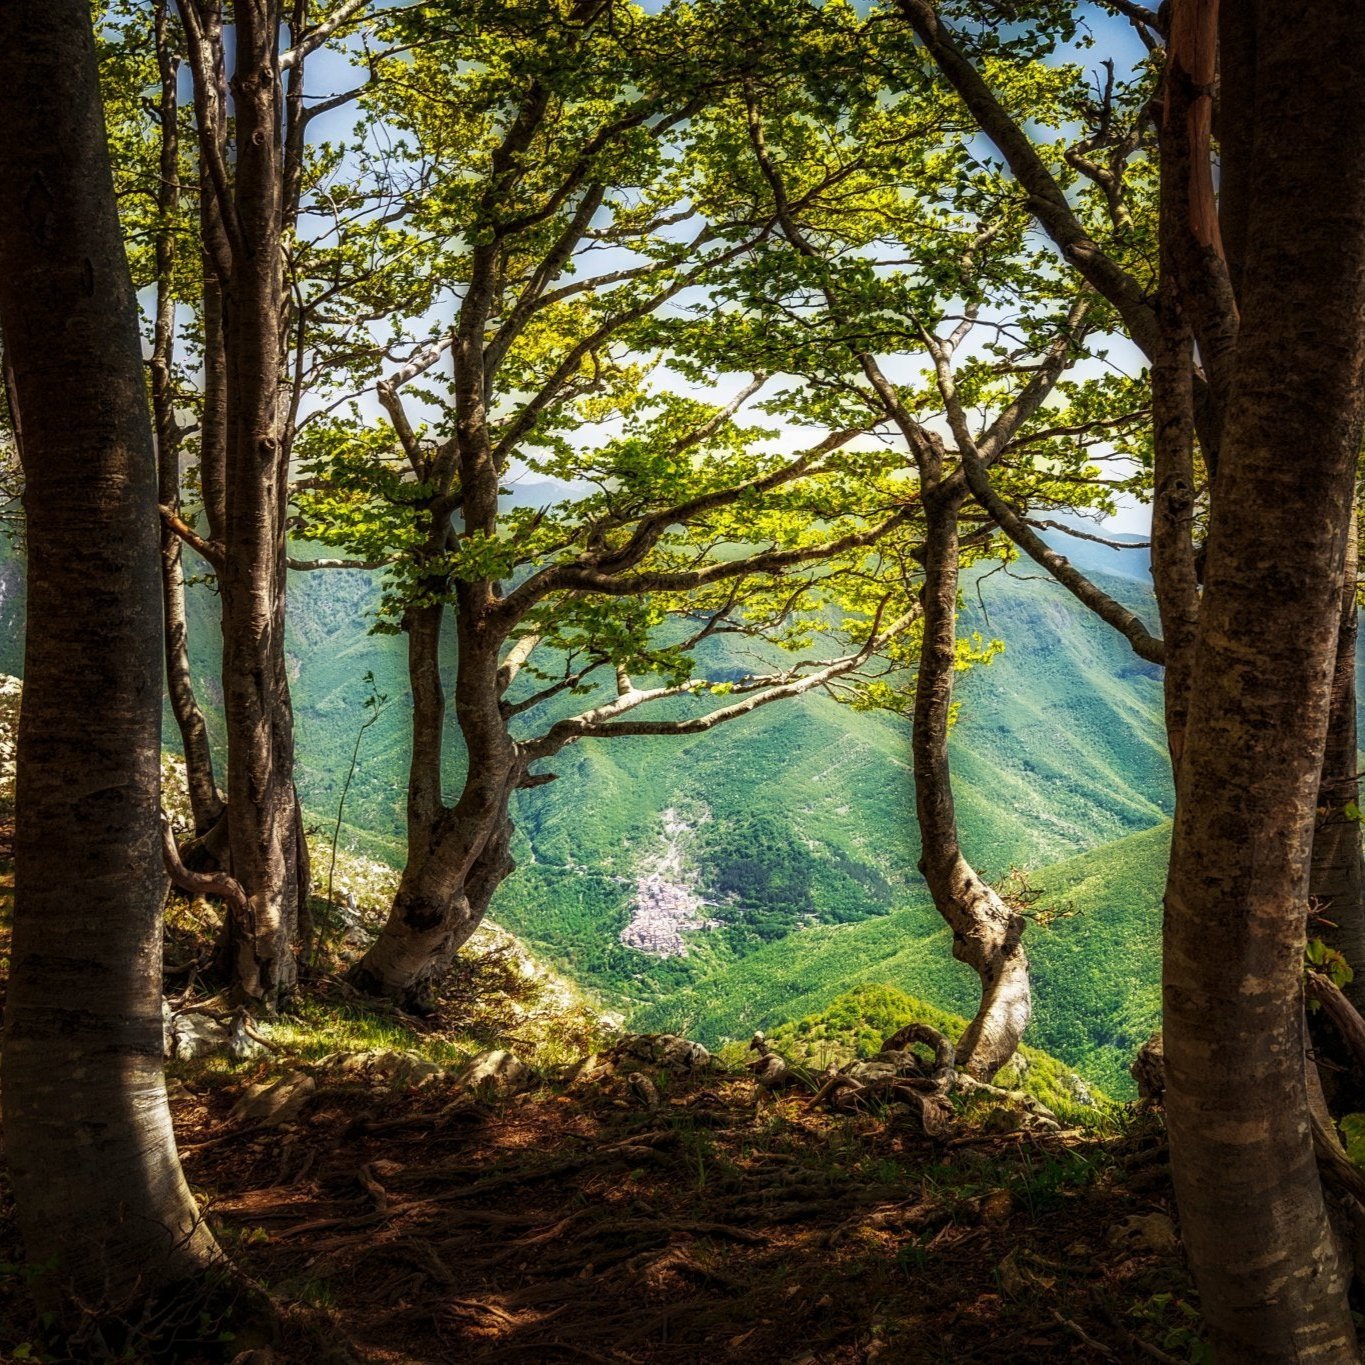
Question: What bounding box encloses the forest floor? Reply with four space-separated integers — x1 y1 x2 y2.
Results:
0 849 1205 1364
160 1059 1197 1364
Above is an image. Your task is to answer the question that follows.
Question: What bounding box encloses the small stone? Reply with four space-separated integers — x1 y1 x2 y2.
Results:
453 1048 533 1094
1068 1074 1096 1107
977 1189 1014 1224
1107 1211 1179 1255
563 1053 602 1087
228 1013 267 1063
611 1033 714 1072
170 1011 231 1062
626 1071 661 1109
231 1070 316 1126
321 1048 445 1088
997 1248 1028 1299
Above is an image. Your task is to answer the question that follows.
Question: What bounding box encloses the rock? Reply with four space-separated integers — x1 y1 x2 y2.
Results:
1131 1031 1165 1104
453 1048 534 1094
626 1071 661 1109
748 1033 803 1092
610 1033 714 1073
978 1101 1028 1134
996 1248 1029 1299
1068 1074 1096 1108
997 1246 1054 1298
321 1049 447 1089
562 1053 603 1087
1107 1211 1179 1256
975 1189 1015 1224
228 1012 268 1063
844 1058 902 1086
231 1071 316 1126
169 1010 231 1062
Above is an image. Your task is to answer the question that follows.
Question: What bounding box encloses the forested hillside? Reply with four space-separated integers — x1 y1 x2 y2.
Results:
0 529 1172 1092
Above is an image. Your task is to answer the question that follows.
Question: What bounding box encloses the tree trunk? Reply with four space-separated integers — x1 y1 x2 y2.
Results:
0 0 227 1324
1161 7 1365 1356
913 488 1030 1079
187 0 307 1008
349 592 519 1005
1310 507 1365 1000
348 810 516 1005
152 0 223 837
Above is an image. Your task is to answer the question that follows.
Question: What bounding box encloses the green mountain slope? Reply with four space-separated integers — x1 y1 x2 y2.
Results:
633 821 1170 1098
0 532 1173 1094
488 568 1170 1038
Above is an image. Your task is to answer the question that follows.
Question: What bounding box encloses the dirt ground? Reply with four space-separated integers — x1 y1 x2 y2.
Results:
104 1065 1199 1364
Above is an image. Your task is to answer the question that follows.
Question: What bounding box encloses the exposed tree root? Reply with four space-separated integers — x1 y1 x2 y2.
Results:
104 1048 1201 1363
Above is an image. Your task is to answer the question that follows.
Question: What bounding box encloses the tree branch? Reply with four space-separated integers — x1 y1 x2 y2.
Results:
161 813 248 918
279 0 371 70
159 504 224 570
286 555 392 570
521 602 919 758
893 0 1161 360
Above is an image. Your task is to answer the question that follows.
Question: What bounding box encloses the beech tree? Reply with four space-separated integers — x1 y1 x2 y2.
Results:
292 0 948 1003
894 0 1365 980
1157 5 1365 1353
151 0 404 1007
0 0 231 1336
897 0 1365 1350
680 22 1150 1078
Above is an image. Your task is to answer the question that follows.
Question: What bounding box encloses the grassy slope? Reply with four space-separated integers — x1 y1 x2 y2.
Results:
763 981 1118 1126
634 822 1171 1099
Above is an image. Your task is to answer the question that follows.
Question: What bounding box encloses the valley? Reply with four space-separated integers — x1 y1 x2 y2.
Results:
0 531 1174 1095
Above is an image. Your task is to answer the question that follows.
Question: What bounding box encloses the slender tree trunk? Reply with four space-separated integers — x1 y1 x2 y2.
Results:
404 596 448 868
184 0 307 1007
0 0 226 1321
152 0 223 837
913 488 1030 1079
1161 7 1365 1356
349 804 516 1004
1310 507 1365 1000
1147 295 1200 768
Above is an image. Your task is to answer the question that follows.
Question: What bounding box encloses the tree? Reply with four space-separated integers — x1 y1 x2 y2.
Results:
679 28 1144 1077
1157 4 1365 1353
171 0 382 1006
148 0 226 836
899 0 1365 1349
0 0 230 1337
292 0 934 1004
893 0 1365 981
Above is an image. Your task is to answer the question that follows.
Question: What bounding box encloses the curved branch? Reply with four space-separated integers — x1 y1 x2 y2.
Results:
495 429 881 624
279 0 371 70
523 603 918 758
161 813 248 918
159 504 224 570
894 0 1161 361
286 555 392 571
961 450 1165 664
